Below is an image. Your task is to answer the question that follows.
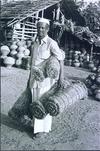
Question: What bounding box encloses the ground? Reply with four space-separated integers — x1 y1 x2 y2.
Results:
1 66 100 150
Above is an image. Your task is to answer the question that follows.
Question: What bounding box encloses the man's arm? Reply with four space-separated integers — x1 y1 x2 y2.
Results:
58 60 64 86
26 42 34 88
50 40 65 85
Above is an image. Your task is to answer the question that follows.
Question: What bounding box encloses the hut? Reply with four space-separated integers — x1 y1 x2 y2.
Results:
1 0 64 42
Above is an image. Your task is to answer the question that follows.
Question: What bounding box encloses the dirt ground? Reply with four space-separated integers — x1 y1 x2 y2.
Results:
1 66 100 150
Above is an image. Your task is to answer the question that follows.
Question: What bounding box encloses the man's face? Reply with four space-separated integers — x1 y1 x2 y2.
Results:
37 22 49 39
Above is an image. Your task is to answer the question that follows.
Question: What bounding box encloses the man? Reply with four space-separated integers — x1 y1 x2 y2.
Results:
28 18 65 137
9 18 65 138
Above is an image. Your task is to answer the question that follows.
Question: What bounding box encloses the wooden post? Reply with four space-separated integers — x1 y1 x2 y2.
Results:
30 17 33 38
35 11 39 24
53 9 56 21
56 3 60 21
12 25 15 41
22 22 25 40
90 43 93 61
41 9 44 18
4 22 7 43
90 38 94 61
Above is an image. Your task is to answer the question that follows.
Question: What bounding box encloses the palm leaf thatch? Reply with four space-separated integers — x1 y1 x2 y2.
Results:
1 0 61 20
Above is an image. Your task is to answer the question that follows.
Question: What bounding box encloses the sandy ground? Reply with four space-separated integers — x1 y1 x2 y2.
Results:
1 66 100 150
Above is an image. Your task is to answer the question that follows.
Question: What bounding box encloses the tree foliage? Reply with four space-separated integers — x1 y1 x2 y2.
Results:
61 0 85 26
79 1 100 32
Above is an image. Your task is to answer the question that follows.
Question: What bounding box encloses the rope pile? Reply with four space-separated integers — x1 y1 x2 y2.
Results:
8 80 88 119
28 79 70 120
8 88 32 119
31 66 45 82
30 82 59 119
45 56 60 79
8 54 88 120
40 81 88 117
30 101 47 119
31 56 60 81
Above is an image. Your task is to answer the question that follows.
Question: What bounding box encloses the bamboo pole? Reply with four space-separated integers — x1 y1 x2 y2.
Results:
22 22 25 40
15 28 37 32
35 11 39 24
8 19 19 27
90 43 93 61
15 31 37 34
14 32 33 38
93 52 100 55
41 9 44 18
15 28 37 31
12 25 16 40
25 23 37 28
25 21 36 25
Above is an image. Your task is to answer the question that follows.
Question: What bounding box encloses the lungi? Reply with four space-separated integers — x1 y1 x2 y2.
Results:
30 76 57 133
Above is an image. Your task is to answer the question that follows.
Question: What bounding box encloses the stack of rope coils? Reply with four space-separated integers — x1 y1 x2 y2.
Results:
31 80 88 118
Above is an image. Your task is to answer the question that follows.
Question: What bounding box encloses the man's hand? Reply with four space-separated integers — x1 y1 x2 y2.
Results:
57 75 64 87
32 66 44 82
57 75 71 89
57 60 64 87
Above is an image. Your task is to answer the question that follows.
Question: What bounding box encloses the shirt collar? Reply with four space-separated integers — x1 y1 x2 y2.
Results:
42 35 48 44
35 35 48 44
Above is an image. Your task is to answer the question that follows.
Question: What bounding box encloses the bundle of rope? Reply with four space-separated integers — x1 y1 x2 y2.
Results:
30 80 70 119
30 101 47 119
41 80 88 116
8 88 32 119
31 56 60 81
31 66 45 82
29 82 59 119
45 56 60 79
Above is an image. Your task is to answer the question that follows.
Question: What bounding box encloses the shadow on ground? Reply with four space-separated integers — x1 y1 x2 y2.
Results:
1 113 33 139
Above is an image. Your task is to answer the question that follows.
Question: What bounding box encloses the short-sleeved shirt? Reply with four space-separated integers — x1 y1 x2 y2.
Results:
31 35 65 66
29 35 65 91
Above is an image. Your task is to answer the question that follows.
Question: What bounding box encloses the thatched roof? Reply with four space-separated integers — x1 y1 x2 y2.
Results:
1 0 61 21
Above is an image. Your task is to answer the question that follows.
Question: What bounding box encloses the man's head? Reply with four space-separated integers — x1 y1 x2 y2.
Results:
37 18 50 39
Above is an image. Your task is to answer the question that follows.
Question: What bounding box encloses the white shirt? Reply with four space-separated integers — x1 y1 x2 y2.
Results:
34 35 65 65
29 35 65 89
